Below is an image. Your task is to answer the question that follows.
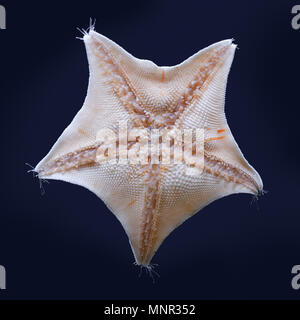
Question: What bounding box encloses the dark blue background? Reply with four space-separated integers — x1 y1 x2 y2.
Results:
0 0 299 299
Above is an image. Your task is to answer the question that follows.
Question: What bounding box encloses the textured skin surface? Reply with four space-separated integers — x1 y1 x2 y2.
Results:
35 30 263 266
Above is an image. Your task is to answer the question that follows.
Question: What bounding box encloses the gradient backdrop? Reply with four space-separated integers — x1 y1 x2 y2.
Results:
0 0 299 299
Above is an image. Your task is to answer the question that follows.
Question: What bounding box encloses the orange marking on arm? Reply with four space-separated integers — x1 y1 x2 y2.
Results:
78 128 87 136
193 93 200 100
217 129 225 134
161 69 165 82
205 136 225 142
127 199 137 207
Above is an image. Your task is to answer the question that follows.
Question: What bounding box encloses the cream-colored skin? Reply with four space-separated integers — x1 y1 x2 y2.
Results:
35 29 263 267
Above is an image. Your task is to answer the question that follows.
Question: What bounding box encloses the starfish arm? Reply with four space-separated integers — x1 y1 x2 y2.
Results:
35 32 139 174
177 39 235 129
176 39 263 193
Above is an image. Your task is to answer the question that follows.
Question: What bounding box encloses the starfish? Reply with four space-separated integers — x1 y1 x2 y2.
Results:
34 28 263 267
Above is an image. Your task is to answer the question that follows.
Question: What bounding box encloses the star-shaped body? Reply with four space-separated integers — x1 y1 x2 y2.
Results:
35 29 263 267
